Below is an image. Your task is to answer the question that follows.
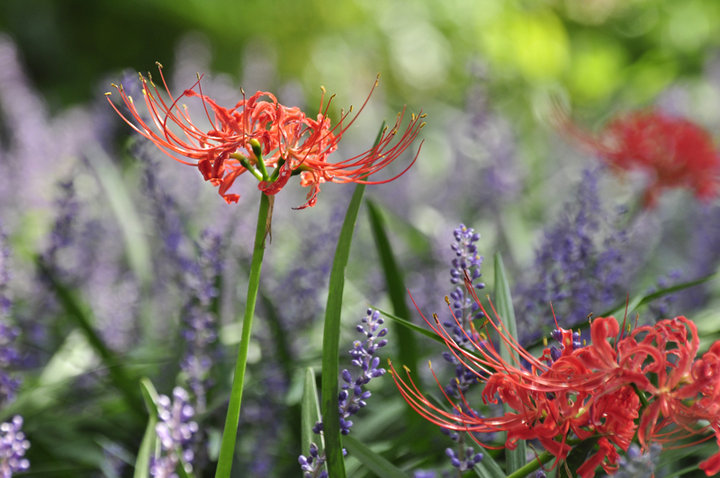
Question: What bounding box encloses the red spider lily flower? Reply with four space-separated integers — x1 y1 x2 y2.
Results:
106 63 424 208
390 276 720 476
701 434 720 475
559 109 720 208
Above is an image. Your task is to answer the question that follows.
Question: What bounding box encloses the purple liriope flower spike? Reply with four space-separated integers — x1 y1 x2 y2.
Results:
0 415 30 477
0 225 20 408
150 387 199 477
513 168 632 344
299 308 389 476
440 225 487 470
339 308 388 435
445 447 483 471
442 225 485 398
445 224 485 344
180 229 224 414
606 443 662 478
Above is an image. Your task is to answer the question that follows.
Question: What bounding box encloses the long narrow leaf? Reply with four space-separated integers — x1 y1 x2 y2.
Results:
604 272 717 318
260 291 295 381
37 256 144 417
136 379 194 478
85 145 152 290
343 435 409 478
492 252 526 473
321 183 366 478
376 308 445 343
366 199 418 374
472 450 506 478
134 378 160 478
301 367 322 455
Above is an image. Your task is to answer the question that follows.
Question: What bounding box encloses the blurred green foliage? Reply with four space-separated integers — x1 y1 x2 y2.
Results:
2 0 719 117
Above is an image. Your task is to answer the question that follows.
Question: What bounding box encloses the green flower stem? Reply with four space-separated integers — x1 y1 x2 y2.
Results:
215 192 271 478
249 138 269 180
230 152 263 181
505 450 554 478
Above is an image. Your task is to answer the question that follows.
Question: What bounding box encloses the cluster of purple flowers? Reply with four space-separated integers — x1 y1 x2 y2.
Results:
445 446 483 472
442 224 486 397
605 443 662 478
299 308 388 477
436 225 487 473
513 168 631 343
0 228 20 408
150 387 198 478
179 230 224 414
0 228 28 477
0 416 30 477
298 443 328 478
544 328 584 365
338 308 388 434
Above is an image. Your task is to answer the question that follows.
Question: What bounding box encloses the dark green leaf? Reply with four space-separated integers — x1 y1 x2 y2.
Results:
343 435 409 478
366 198 419 377
492 252 525 473
134 378 159 478
301 367 322 455
321 182 366 478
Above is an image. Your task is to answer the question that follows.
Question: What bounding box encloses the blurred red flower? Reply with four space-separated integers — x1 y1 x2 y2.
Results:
107 64 424 208
561 109 720 208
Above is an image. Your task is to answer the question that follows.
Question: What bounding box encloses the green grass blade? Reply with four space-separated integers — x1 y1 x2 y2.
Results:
134 378 159 478
321 182 366 478
86 145 152 289
301 367 322 455
343 435 409 478
260 291 295 381
136 379 194 478
472 450 506 478
492 252 526 474
605 272 717 317
366 198 418 373
37 256 144 417
376 308 444 344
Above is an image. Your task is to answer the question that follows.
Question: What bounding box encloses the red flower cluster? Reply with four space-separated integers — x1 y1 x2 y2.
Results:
390 280 720 476
561 109 720 208
106 64 424 208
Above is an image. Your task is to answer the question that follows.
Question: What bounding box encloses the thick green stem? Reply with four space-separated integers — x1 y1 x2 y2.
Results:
214 193 271 478
505 450 554 478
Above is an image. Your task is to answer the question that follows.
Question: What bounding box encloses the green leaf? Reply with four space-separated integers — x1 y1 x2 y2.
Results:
136 379 194 478
602 273 716 319
472 450 506 478
320 122 389 478
134 378 159 478
376 308 444 344
86 144 152 290
343 435 409 478
260 291 295 381
492 252 526 474
301 367 322 455
366 198 418 374
321 182 366 478
36 256 144 417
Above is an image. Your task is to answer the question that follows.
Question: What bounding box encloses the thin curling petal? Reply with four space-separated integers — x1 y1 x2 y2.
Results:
108 65 423 207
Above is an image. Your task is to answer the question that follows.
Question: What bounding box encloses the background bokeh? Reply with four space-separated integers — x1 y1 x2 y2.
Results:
1 0 720 476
